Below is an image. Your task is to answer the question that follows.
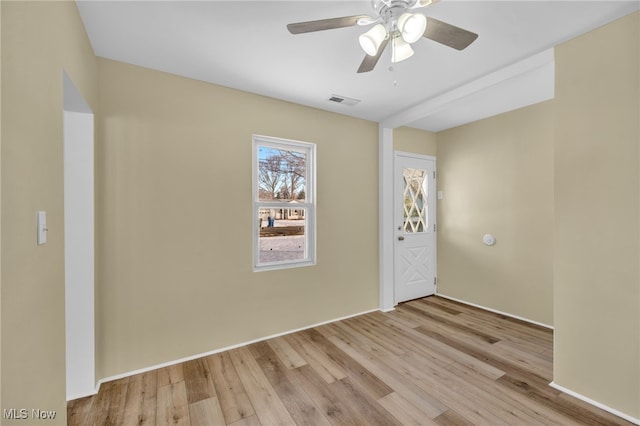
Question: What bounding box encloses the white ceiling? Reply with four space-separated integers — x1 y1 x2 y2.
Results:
76 0 640 131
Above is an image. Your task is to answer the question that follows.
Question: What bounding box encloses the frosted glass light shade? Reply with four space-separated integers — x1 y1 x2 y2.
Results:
392 36 414 63
359 24 387 56
371 0 386 12
398 13 427 44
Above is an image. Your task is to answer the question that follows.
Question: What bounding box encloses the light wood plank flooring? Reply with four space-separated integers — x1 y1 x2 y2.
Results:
68 296 633 425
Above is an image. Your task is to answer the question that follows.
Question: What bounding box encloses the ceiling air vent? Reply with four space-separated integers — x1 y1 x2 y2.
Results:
328 94 361 107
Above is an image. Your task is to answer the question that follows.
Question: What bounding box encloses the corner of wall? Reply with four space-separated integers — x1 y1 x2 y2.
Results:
553 10 640 419
393 126 437 156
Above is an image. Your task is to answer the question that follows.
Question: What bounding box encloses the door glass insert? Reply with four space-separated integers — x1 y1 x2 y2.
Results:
403 168 428 233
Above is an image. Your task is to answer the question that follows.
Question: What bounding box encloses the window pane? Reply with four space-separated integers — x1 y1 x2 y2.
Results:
403 168 428 233
258 208 306 264
257 146 306 202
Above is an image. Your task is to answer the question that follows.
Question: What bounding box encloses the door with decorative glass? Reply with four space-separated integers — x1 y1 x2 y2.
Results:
394 152 436 303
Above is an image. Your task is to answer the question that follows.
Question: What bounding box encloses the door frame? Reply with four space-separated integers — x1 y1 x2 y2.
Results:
393 151 437 304
378 125 437 311
63 72 96 400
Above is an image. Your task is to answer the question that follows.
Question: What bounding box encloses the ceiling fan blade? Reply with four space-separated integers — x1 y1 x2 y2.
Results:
287 15 371 34
423 17 478 50
357 37 390 73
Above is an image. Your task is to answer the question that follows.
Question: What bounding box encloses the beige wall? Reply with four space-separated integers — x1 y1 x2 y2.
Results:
394 126 437 156
554 11 639 418
436 101 555 326
1 2 97 424
96 58 380 379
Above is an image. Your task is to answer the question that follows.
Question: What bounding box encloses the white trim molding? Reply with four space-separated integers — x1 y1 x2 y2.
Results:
436 293 553 329
379 125 395 311
63 72 96 402
380 49 555 131
549 382 640 425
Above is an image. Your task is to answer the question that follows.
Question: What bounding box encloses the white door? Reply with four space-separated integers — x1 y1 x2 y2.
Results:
394 152 436 303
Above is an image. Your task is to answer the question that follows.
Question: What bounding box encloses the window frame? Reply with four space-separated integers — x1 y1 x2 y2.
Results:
252 134 316 272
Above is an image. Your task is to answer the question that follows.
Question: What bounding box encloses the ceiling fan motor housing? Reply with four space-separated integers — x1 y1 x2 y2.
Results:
375 0 415 32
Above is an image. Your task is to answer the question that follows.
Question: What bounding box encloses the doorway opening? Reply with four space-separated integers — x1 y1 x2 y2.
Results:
63 71 95 400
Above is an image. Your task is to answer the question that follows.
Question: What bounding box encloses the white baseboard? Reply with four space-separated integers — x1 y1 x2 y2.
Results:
92 307 379 395
549 382 640 425
66 390 98 401
435 293 554 329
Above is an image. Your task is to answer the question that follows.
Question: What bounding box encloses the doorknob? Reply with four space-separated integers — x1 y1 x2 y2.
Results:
398 236 405 241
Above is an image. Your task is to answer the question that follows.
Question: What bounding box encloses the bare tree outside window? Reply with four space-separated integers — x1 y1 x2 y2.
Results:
258 152 284 200
254 137 315 271
281 150 306 202
258 147 306 201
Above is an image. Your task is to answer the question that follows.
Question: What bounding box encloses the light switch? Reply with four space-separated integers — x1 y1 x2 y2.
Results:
37 211 47 245
437 191 444 200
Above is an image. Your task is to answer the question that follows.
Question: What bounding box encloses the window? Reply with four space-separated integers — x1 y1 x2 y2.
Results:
253 135 316 271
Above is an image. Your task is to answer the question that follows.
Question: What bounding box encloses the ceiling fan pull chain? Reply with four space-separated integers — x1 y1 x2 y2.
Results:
389 40 397 87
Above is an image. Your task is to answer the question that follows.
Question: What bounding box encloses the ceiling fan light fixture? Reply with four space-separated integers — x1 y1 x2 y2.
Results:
359 23 387 56
392 35 414 63
398 12 427 44
286 0 478 73
371 0 388 12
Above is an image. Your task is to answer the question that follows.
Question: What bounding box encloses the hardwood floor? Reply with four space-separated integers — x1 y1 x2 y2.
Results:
68 296 633 425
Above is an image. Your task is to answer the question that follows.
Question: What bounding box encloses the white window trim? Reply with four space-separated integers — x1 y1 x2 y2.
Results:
252 134 317 272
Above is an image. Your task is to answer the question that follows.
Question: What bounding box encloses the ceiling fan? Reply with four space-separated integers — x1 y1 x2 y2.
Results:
287 0 478 73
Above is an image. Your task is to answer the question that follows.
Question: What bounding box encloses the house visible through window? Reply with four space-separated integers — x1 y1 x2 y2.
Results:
253 135 316 271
